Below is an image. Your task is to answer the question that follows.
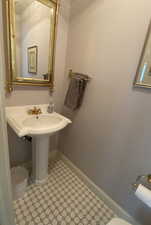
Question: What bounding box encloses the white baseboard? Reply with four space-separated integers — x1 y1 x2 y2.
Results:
49 149 60 161
58 152 141 225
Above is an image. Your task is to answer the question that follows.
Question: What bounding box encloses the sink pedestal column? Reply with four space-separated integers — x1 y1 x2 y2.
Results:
32 135 49 184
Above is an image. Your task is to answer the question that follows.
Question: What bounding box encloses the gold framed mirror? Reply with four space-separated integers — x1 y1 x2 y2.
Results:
134 21 151 89
5 0 59 92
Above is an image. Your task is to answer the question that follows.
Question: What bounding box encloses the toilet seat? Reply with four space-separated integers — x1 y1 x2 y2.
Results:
107 218 133 225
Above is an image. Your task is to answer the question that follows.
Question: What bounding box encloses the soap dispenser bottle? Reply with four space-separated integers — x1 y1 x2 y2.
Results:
47 98 54 113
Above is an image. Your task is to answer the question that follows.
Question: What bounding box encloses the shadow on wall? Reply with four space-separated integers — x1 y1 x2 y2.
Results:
70 0 104 19
135 206 151 225
59 0 71 22
132 85 151 95
7 125 32 167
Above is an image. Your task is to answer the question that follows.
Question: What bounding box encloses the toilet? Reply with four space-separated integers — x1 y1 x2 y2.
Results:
107 218 133 225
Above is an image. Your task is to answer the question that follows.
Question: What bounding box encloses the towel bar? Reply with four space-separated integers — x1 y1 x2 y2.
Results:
69 69 91 82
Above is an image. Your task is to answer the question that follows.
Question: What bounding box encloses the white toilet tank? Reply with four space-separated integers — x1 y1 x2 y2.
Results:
107 218 133 225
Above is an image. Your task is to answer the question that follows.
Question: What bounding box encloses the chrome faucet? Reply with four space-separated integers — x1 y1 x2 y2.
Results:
27 106 42 115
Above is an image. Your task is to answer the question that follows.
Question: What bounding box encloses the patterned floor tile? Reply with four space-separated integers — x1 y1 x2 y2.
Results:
14 159 116 225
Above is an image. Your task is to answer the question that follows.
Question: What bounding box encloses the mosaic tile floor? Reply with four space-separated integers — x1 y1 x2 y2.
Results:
14 159 116 225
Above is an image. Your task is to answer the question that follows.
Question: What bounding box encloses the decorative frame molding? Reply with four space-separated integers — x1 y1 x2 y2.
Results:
5 0 60 92
134 21 151 89
28 46 38 74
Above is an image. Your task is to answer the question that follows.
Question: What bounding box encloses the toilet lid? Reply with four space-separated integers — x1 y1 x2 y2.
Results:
107 218 133 225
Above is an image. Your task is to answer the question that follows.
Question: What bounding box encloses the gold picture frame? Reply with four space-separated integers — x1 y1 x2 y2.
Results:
5 0 60 92
134 21 151 89
28 46 38 74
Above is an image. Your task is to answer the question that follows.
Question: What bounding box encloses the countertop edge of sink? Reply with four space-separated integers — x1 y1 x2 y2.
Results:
6 105 72 137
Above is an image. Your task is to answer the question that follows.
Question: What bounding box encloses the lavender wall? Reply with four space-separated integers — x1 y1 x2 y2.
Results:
60 0 151 224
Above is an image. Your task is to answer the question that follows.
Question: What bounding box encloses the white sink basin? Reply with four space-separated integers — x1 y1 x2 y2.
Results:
6 104 71 137
23 115 62 129
6 104 71 184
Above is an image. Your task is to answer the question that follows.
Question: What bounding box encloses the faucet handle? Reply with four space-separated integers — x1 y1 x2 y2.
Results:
37 108 42 114
27 109 33 115
27 106 42 115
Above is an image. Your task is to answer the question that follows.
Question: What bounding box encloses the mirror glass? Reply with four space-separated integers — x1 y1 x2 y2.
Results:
6 0 57 90
134 23 151 88
14 0 55 81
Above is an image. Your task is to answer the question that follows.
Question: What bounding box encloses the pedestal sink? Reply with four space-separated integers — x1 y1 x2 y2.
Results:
6 105 71 184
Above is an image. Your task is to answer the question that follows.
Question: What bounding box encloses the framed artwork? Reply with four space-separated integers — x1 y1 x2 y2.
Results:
28 46 38 74
134 22 151 88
